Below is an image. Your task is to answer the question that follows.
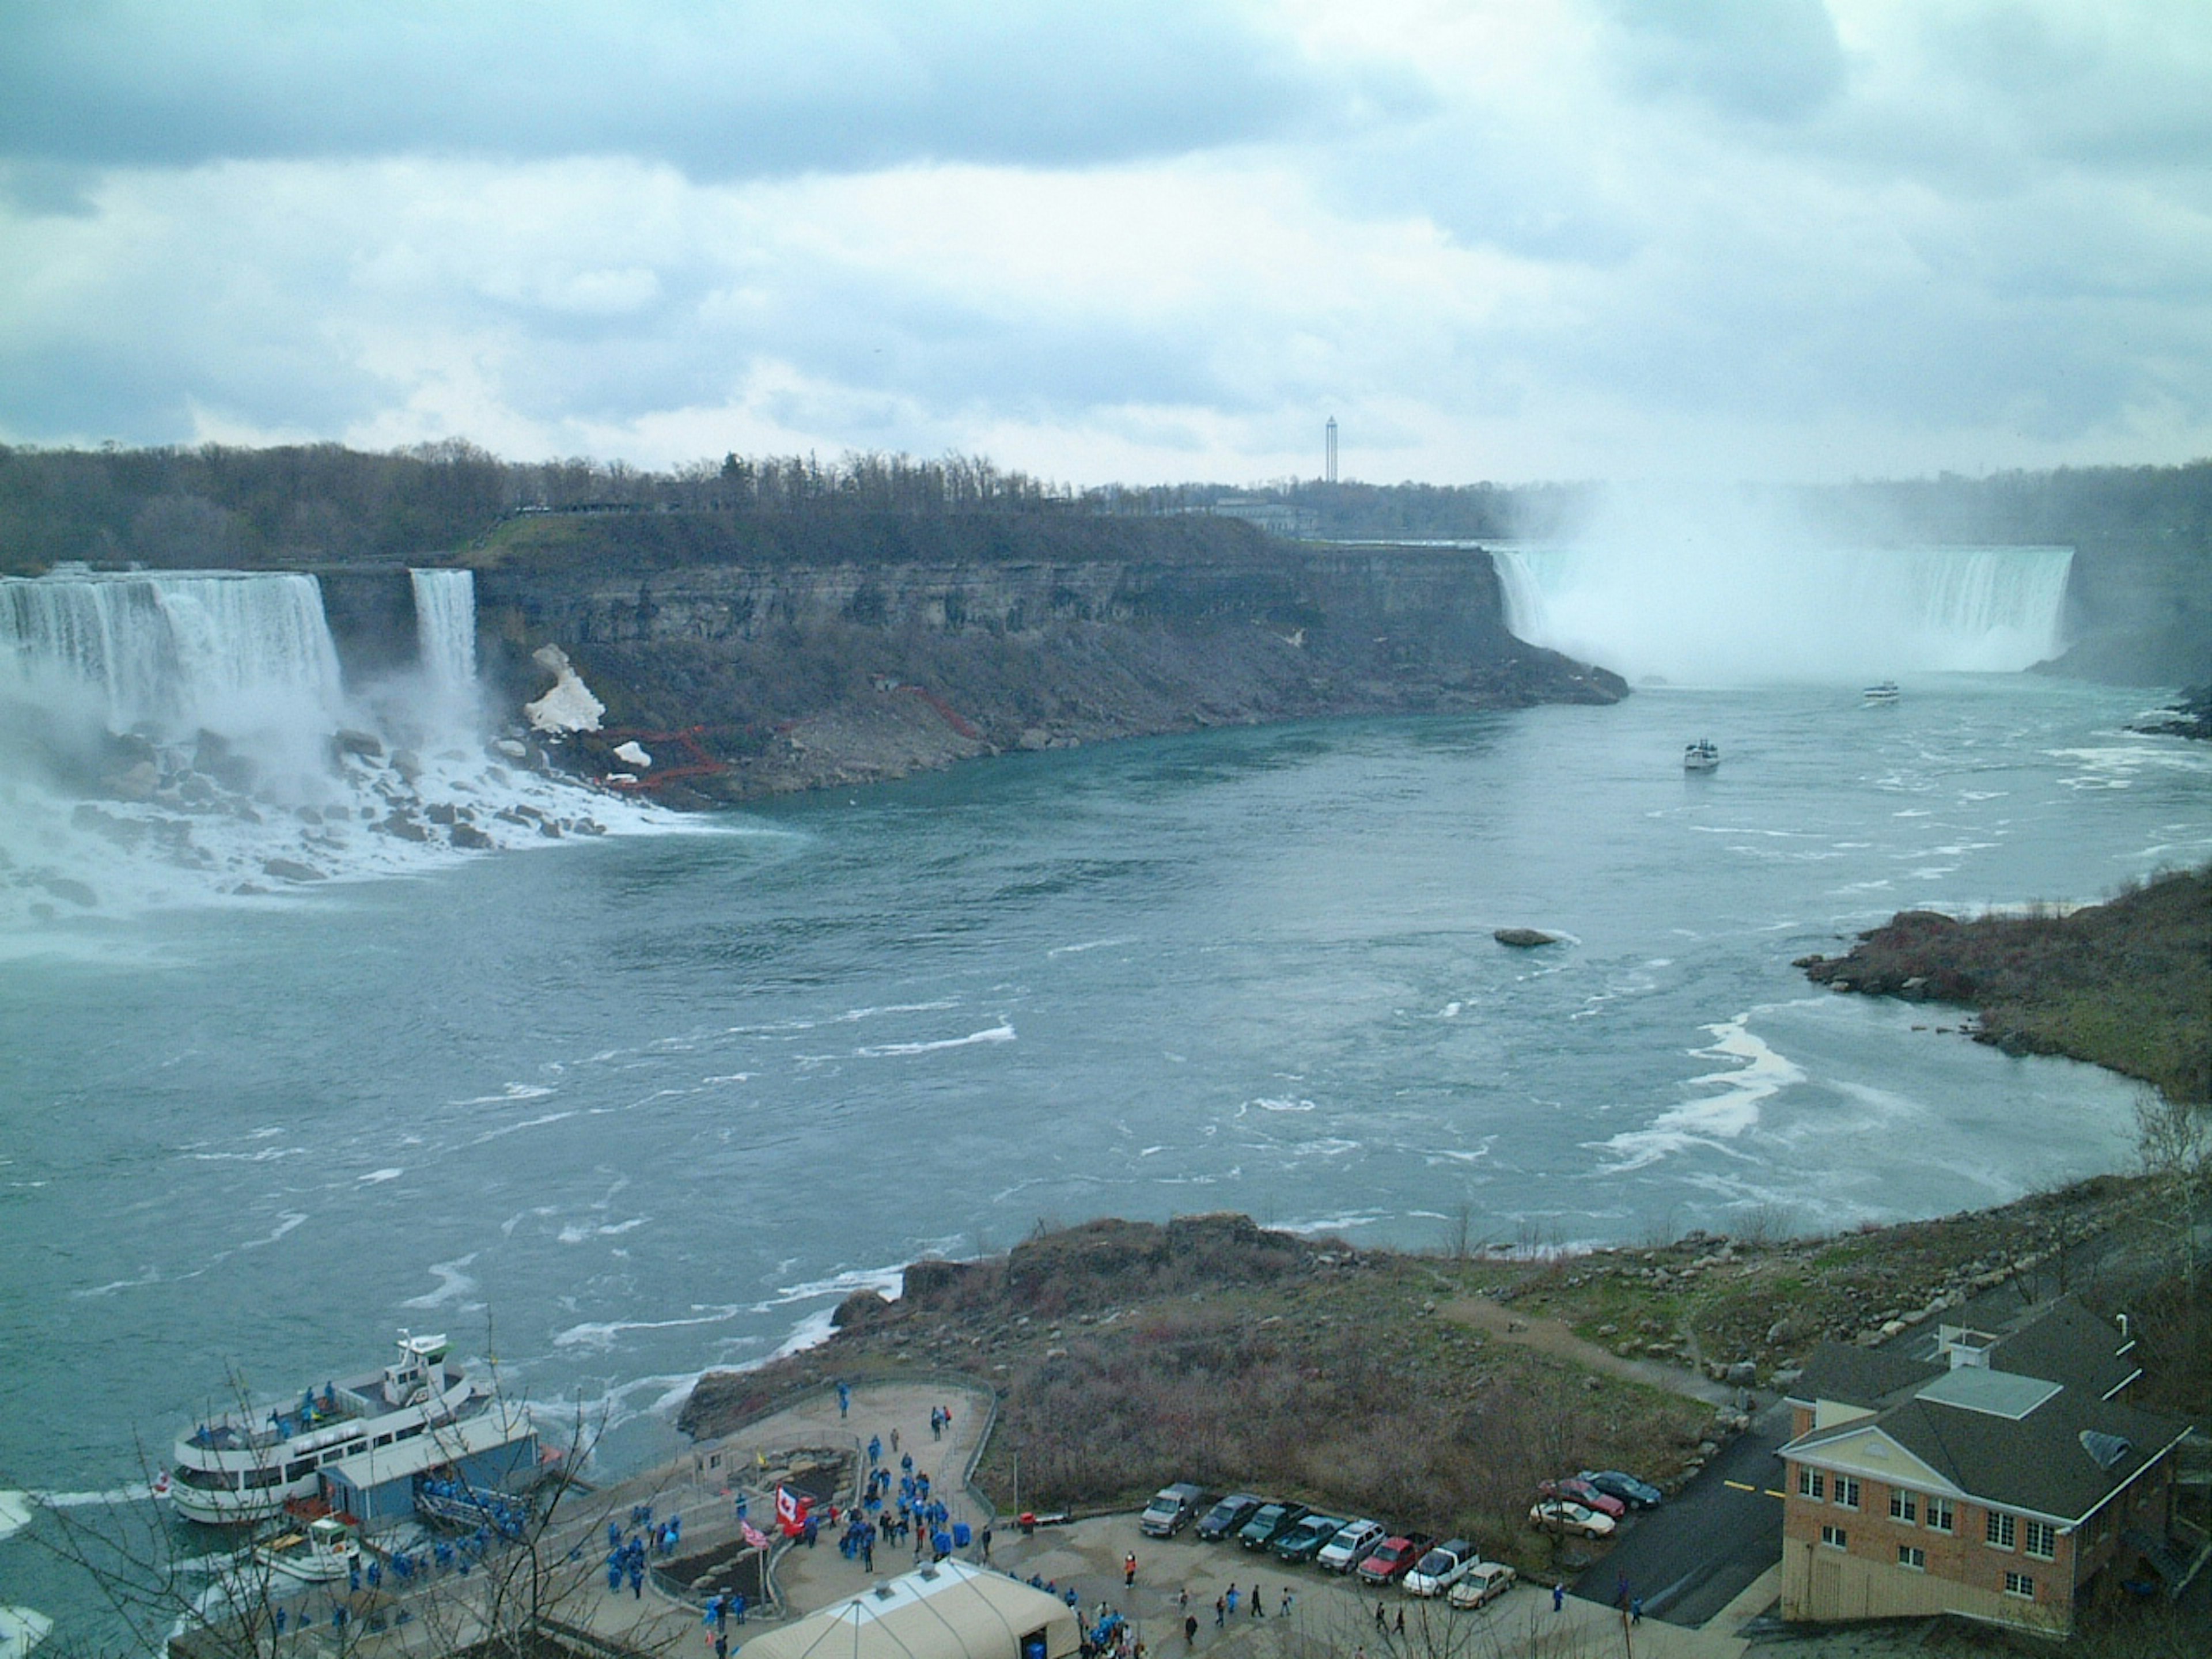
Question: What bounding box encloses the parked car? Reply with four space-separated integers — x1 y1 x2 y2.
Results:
1271 1513 1350 1563
1315 1518 1388 1574
1578 1469 1663 1510
1528 1500 1616 1540
1537 1478 1625 1520
1448 1563 1517 1611
1195 1494 1263 1543
1355 1534 1431 1585
1237 1501 1311 1551
1139 1483 1209 1537
1402 1538 1478 1598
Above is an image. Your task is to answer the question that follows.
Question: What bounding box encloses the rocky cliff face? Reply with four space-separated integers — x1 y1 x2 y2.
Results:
463 529 1626 800
2052 532 2212 685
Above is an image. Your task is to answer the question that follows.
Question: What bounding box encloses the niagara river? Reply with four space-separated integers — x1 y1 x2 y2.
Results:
1 558 2207 1642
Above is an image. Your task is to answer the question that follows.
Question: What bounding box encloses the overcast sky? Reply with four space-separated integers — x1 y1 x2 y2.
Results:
3 0 2208 486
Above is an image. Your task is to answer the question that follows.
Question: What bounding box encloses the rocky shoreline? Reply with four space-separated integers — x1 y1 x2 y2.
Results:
1794 865 2211 1105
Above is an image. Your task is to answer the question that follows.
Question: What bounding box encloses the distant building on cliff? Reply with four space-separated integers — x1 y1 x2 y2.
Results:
1209 496 1317 537
1777 1297 2197 1635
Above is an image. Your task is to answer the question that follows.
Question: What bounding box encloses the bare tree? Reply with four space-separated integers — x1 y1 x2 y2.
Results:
2133 1086 2211 1294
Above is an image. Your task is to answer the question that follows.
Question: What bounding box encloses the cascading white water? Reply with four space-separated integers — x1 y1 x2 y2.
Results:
1491 542 2074 684
410 568 478 698
0 566 658 934
1 569 345 766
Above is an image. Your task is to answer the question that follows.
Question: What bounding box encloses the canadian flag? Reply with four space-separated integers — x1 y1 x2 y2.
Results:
775 1484 812 1537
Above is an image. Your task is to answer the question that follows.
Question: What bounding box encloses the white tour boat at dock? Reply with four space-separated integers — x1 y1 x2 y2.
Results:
253 1515 362 1584
169 1333 493 1526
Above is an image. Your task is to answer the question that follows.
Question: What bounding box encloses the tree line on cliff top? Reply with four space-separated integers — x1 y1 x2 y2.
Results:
3 438 2209 575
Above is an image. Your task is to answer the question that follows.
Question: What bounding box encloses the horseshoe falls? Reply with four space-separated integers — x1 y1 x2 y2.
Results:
1491 541 2075 685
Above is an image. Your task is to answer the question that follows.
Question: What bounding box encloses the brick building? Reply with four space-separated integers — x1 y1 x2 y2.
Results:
1778 1297 2195 1634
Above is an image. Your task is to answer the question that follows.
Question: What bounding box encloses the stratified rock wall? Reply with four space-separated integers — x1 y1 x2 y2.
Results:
467 529 1624 799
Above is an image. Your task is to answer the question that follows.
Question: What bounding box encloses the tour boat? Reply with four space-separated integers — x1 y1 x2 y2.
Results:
1863 681 1900 704
1682 738 1719 772
169 1332 492 1526
254 1515 362 1584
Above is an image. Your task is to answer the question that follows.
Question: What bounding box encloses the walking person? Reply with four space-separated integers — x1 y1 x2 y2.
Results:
1124 1552 1137 1589
1214 1596 1225 1629
1250 1585 1261 1619
1183 1615 1198 1649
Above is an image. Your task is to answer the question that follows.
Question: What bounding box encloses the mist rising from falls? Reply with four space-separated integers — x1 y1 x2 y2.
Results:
1489 494 2074 685
0 566 658 936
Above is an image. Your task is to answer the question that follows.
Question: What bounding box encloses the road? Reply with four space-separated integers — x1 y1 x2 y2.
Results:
1572 1399 1789 1627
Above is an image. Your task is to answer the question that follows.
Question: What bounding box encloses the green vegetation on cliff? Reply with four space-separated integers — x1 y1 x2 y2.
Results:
1796 865 2212 1103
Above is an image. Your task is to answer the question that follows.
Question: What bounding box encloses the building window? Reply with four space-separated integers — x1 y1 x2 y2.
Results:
2024 1520 2056 1560
1834 1476 1861 1510
1820 1525 1847 1550
2003 1571 2035 1600
1926 1497 1955 1533
1986 1512 2017 1550
1798 1469 1825 1500
1898 1546 1925 1571
1889 1491 1917 1525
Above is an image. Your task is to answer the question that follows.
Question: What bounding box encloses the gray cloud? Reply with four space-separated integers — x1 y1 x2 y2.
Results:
0 1 1420 178
1597 0 1845 123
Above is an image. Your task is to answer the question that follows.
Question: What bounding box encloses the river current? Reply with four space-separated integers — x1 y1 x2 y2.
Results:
1 645 2207 1638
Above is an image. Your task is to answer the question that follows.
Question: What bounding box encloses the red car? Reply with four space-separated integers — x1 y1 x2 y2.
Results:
1539 1478 1625 1520
1355 1535 1429 1585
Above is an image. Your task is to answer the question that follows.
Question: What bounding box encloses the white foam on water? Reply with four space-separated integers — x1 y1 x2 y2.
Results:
853 1022 1014 1058
1589 1012 1805 1173
357 1168 404 1184
399 1253 479 1309
552 1305 751 1352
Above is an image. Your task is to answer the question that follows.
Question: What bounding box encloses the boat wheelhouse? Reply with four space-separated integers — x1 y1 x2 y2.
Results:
169 1332 491 1526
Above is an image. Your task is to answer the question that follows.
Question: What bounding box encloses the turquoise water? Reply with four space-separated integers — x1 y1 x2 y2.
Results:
2 675 2206 1638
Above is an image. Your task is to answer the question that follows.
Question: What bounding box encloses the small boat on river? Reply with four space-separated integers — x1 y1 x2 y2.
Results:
170 1332 494 1526
1683 738 1720 772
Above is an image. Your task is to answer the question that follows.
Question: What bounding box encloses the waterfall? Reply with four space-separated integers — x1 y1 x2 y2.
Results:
410 568 478 696
1 569 344 747
1490 543 2074 684
0 566 651 931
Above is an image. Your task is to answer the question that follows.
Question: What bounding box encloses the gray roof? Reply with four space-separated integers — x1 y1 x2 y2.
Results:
1786 1344 1941 1413
1782 1297 2190 1522
1789 1384 2190 1524
1983 1295 2141 1399
1787 1295 2141 1415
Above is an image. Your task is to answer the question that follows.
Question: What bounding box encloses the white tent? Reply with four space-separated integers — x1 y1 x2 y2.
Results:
738 1560 1078 1659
